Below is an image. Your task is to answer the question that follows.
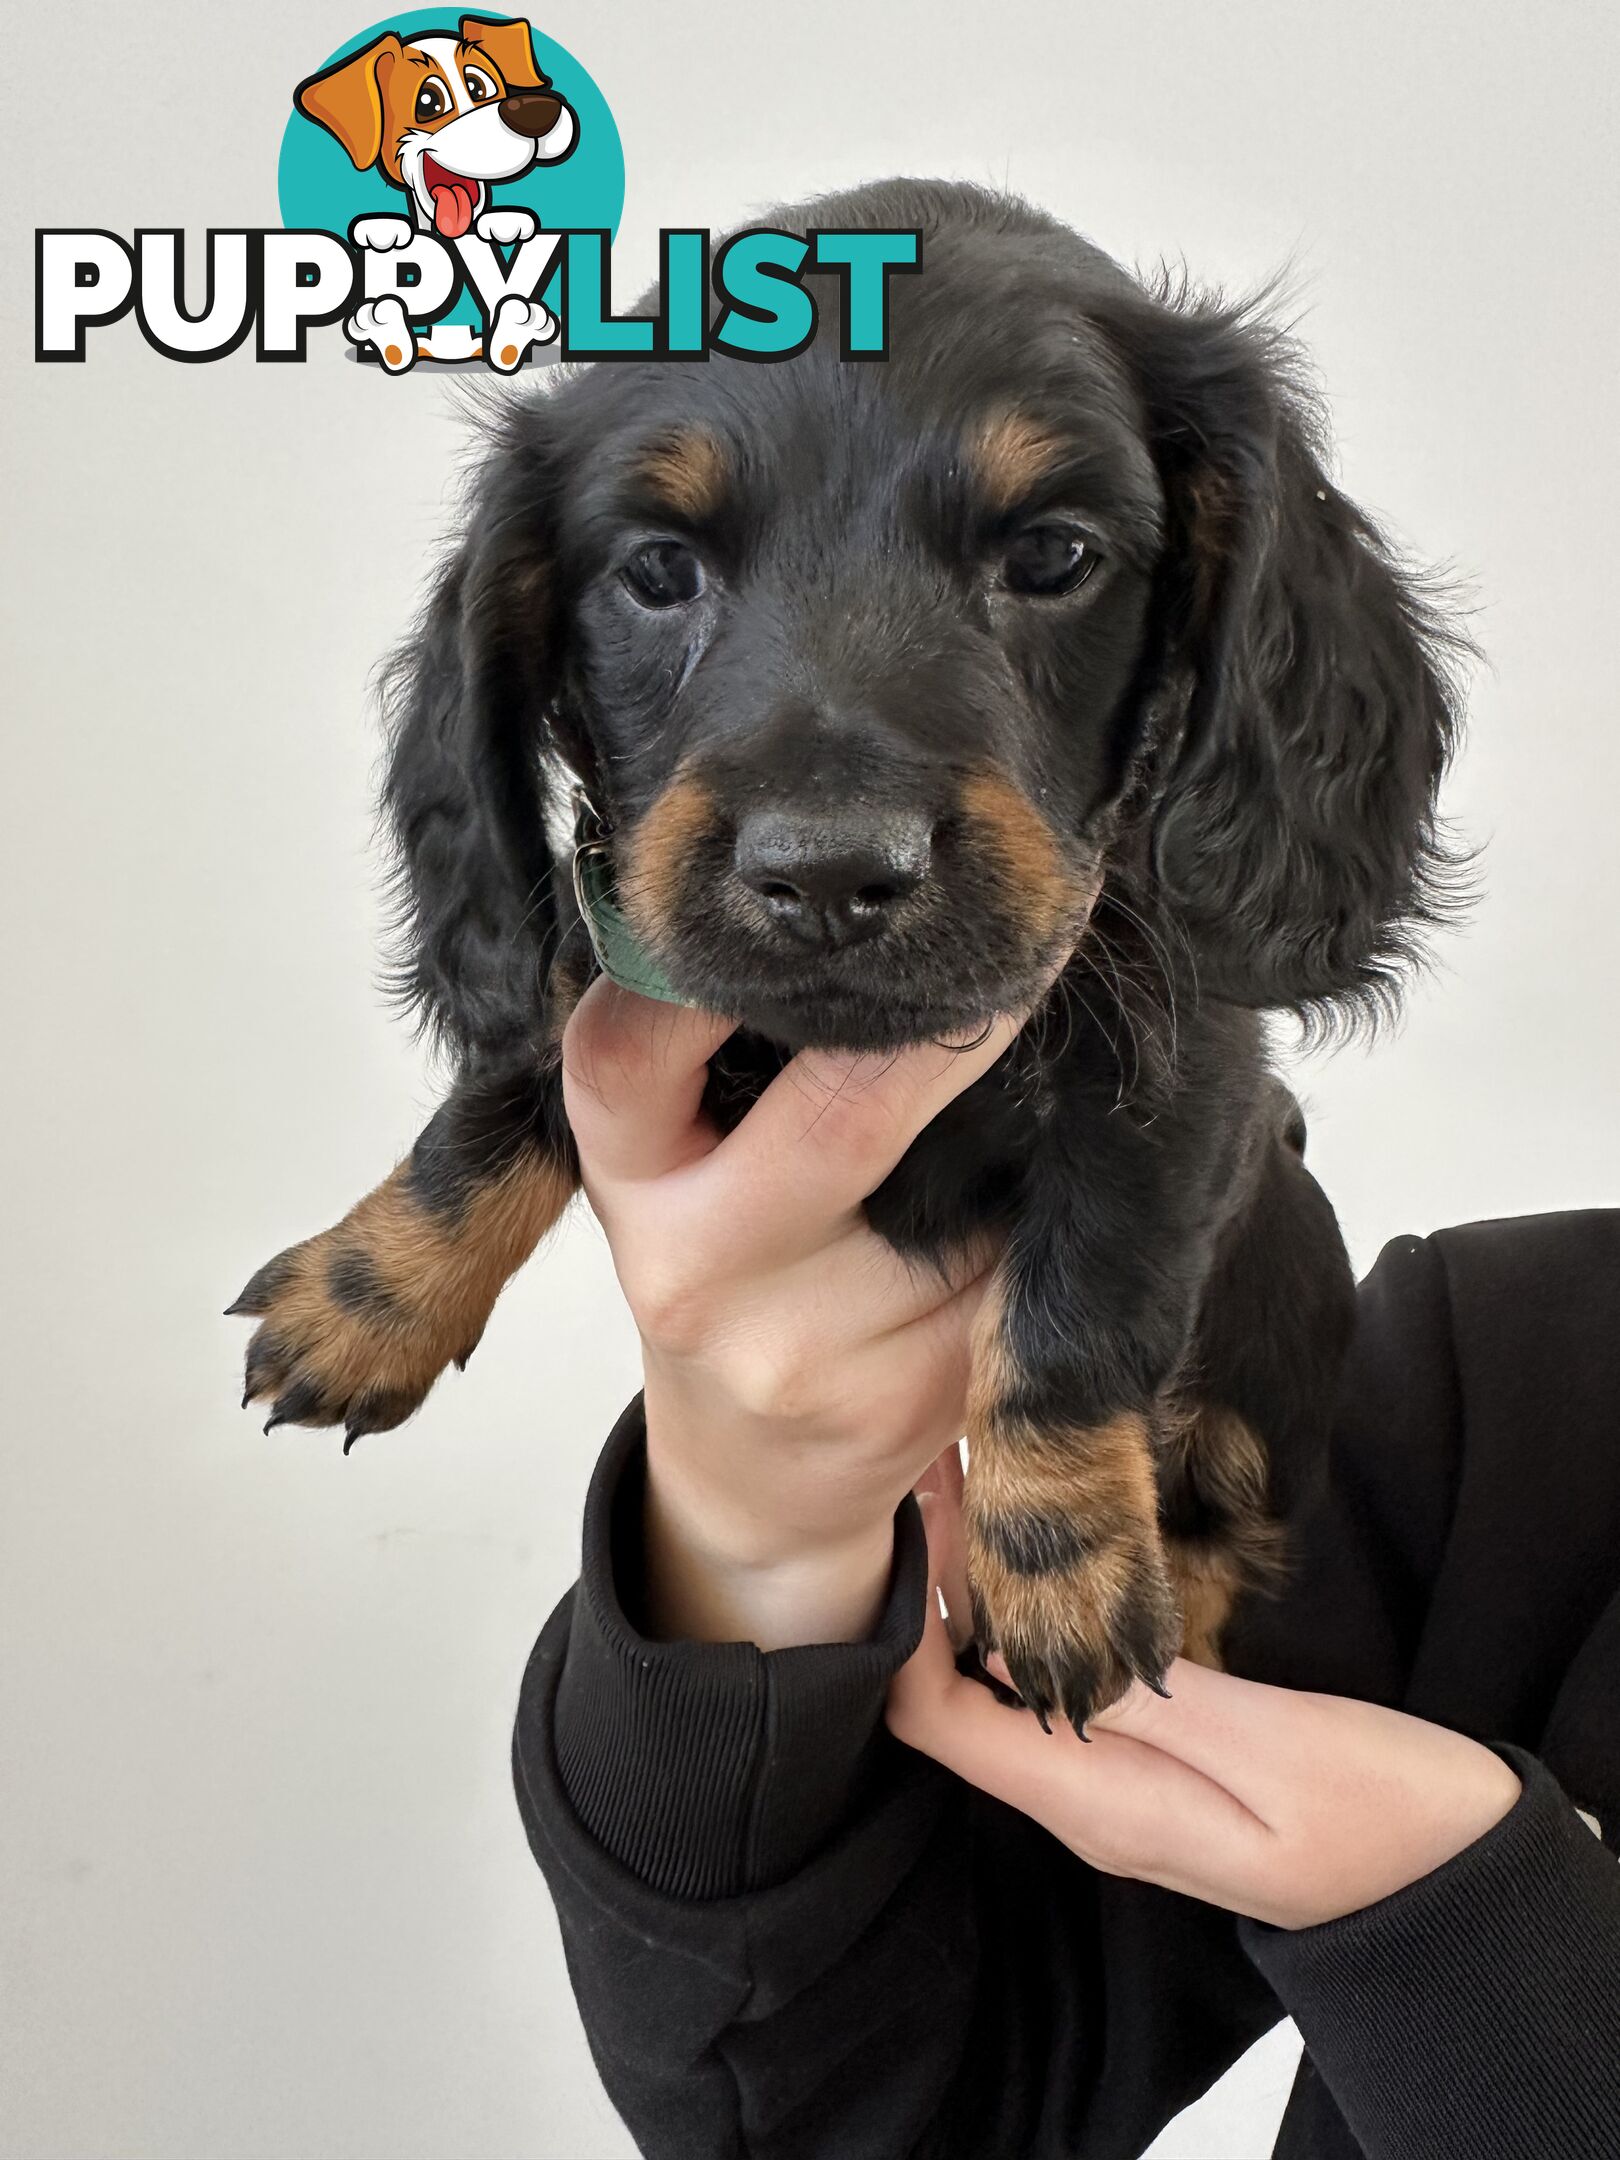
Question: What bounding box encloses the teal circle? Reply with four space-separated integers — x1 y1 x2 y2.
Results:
276 11 623 328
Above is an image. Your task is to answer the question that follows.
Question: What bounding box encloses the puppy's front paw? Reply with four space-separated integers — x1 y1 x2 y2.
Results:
350 214 414 252
229 1227 473 1450
229 1147 573 1451
474 206 539 246
966 1470 1181 1735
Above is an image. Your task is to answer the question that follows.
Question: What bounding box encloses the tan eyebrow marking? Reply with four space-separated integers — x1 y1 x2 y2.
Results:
968 410 1067 513
638 429 729 521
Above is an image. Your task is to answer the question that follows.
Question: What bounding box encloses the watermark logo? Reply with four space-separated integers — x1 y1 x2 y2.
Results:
35 12 920 369
281 11 619 368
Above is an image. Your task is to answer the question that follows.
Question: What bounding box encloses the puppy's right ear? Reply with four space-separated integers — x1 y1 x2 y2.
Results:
380 437 568 1062
294 35 403 172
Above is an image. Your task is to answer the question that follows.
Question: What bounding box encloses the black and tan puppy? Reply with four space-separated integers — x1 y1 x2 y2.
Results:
231 179 1463 1734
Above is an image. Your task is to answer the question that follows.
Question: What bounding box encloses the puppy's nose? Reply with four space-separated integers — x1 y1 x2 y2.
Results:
734 810 931 949
498 91 566 138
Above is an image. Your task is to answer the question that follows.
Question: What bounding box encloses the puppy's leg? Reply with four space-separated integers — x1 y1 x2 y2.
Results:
231 1061 576 1448
1158 1086 1358 1668
963 1263 1182 1735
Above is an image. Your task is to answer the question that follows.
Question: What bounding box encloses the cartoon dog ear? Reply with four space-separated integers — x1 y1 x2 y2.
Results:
459 15 548 92
294 34 403 172
1105 281 1468 1027
380 429 569 1060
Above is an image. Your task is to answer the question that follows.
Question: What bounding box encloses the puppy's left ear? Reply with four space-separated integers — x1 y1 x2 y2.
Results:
1115 285 1468 1021
294 34 402 170
460 16 548 91
380 422 575 1062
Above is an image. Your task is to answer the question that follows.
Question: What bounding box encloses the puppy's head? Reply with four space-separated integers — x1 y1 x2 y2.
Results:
385 180 1464 1060
295 16 574 236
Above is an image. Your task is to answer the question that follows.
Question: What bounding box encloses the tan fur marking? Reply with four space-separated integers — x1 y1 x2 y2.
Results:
965 1408 1164 1654
639 429 729 522
958 770 1098 947
969 410 1066 513
1157 1399 1287 1666
1163 1539 1243 1668
545 937 593 1032
618 774 719 945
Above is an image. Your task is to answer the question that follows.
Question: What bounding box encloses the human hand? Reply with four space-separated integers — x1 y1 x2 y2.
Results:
561 980 1022 1649
887 1461 1522 1928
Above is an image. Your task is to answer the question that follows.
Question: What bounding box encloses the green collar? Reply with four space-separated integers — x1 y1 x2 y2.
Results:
570 789 697 1007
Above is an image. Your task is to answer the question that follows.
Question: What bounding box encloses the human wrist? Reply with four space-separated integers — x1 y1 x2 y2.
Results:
641 1391 899 1648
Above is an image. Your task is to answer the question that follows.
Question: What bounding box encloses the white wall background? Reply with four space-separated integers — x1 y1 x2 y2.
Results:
3 3 1616 2154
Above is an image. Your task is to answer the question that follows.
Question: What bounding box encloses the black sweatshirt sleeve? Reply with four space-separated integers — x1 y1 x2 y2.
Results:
1241 1751 1620 2159
513 1214 1620 2160
515 1406 1279 2159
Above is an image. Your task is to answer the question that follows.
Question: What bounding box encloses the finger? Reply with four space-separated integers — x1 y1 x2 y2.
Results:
705 1012 1027 1249
896 1642 1266 1896
1079 1657 1409 1825
820 1222 999 1341
1082 1655 1295 1771
913 1447 972 1651
887 1492 969 1713
562 978 736 1182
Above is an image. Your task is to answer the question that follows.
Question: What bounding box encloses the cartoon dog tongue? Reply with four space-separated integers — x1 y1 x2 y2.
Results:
425 162 477 238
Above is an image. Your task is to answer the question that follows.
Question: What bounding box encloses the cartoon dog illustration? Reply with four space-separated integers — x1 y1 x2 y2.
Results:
295 16 577 369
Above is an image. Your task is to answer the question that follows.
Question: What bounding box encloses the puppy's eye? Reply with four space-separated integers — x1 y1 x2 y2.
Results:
414 80 449 123
621 540 705 609
1002 521 1098 597
463 67 498 103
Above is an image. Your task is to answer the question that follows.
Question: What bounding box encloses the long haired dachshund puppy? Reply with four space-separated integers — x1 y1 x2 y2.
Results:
231 179 1465 1734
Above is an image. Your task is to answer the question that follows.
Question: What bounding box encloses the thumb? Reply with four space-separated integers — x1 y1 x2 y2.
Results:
888 1491 1043 1784
912 1447 973 1652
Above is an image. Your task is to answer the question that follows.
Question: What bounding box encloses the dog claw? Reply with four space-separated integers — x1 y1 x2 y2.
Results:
227 1252 295 1319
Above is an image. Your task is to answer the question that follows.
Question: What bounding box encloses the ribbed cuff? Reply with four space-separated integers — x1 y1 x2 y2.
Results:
551 1397 930 1900
1242 1747 1620 2158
